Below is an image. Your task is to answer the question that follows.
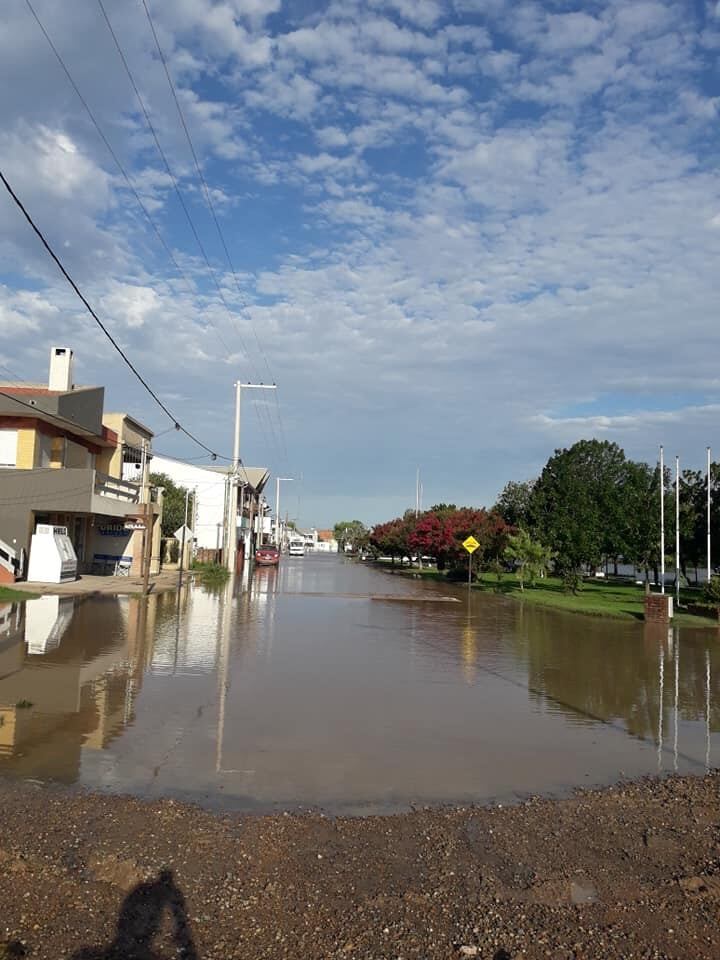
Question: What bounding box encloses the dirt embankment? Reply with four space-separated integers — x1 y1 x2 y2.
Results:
1 774 719 959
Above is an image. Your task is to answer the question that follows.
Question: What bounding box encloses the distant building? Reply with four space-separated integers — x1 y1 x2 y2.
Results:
0 347 162 582
313 529 339 553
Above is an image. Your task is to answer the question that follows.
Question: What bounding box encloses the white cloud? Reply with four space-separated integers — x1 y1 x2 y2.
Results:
0 288 56 334
315 126 350 149
2 0 720 522
101 283 161 329
541 12 605 51
368 0 445 29
2 125 112 209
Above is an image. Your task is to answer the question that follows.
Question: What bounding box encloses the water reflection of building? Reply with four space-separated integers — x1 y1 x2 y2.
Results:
0 595 155 780
150 587 223 676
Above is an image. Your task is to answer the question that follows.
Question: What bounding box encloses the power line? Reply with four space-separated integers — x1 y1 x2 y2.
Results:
24 0 290 477
94 0 257 374
0 387 114 438
24 1 201 306
0 388 259 498
0 170 228 461
139 0 291 473
96 0 283 472
23 0 242 365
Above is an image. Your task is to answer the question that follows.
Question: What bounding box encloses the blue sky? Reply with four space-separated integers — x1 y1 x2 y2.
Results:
1 0 720 526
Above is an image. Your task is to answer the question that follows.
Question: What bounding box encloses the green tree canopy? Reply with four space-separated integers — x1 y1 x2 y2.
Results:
150 472 191 539
504 529 555 590
529 439 630 575
495 480 535 528
333 520 369 552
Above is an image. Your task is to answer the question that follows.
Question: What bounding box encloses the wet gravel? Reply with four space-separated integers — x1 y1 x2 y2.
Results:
1 774 719 959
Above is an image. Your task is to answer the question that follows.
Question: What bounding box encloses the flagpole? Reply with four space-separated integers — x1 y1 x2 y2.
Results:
707 446 711 585
675 455 680 609
660 446 665 594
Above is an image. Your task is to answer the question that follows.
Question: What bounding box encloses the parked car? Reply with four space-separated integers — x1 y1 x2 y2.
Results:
255 546 280 566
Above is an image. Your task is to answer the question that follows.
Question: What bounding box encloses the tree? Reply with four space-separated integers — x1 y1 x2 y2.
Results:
529 440 630 582
495 480 535 529
407 512 454 568
428 503 457 516
619 460 664 582
370 517 412 565
333 520 369 552
679 468 706 581
150 472 190 539
504 529 555 590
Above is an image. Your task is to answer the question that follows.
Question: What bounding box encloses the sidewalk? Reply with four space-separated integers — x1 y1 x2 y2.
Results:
10 567 185 598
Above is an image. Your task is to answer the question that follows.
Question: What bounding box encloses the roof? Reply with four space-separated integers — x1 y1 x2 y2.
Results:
0 395 117 448
317 529 335 541
205 463 270 494
0 384 98 396
154 454 270 495
104 412 155 438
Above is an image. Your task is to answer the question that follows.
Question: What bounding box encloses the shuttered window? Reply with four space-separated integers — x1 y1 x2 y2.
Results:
0 429 17 467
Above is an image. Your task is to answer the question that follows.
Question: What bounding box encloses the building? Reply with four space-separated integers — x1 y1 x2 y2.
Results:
314 529 339 553
151 454 270 563
0 593 156 775
0 347 162 582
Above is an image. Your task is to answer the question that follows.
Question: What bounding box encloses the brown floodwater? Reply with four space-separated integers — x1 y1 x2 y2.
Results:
0 555 717 813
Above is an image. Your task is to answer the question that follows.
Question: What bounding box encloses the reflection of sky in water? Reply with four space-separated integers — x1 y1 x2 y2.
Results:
0 557 718 813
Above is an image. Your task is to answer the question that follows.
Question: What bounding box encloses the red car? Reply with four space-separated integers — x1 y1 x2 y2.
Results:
255 546 280 566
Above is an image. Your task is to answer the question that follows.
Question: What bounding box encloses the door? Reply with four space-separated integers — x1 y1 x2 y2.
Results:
73 516 86 563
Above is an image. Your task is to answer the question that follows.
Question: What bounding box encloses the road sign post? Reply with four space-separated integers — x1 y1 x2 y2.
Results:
463 535 480 590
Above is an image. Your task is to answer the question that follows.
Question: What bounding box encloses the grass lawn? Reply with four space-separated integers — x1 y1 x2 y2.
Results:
0 585 39 602
372 560 718 627
473 574 718 626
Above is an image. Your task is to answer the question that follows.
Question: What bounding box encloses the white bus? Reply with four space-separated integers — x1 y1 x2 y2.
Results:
288 538 305 557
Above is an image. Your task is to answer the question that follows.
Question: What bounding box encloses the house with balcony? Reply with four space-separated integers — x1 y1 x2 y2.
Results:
0 347 162 582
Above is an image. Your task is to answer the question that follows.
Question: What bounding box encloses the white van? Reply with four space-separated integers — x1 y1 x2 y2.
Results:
288 539 305 557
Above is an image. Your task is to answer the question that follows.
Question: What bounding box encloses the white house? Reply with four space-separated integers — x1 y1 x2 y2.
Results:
151 454 269 558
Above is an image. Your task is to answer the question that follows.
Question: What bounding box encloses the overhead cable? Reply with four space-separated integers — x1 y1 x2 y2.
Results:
0 170 227 462
140 0 291 472
95 0 256 374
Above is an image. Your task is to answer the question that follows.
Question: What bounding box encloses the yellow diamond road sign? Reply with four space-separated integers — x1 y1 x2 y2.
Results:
463 535 480 554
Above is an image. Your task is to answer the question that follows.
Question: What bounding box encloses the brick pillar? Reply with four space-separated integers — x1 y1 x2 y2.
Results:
644 593 673 623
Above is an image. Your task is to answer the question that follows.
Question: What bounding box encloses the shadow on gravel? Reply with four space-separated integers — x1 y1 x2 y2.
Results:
69 869 198 960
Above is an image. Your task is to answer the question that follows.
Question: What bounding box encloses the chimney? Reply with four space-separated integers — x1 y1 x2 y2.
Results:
48 347 74 392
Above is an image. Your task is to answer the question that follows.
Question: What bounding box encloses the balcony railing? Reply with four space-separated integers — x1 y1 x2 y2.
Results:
94 471 141 503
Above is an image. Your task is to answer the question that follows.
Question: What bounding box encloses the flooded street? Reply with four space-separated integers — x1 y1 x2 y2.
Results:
1 555 717 813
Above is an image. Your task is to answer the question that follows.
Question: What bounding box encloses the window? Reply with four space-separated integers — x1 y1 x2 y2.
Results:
0 429 18 468
38 433 53 467
51 436 65 467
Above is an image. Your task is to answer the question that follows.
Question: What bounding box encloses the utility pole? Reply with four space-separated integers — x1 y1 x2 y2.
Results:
275 477 294 546
660 445 665 594
226 381 277 573
141 439 152 595
178 486 190 588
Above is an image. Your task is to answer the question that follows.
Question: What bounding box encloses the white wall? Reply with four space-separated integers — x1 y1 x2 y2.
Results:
152 455 227 551
315 539 338 553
